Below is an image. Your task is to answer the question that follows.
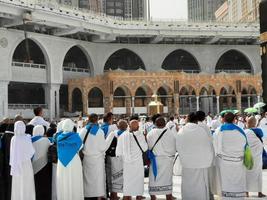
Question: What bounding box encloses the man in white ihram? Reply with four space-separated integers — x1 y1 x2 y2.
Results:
213 112 247 200
147 117 176 200
29 107 50 129
176 112 214 200
116 120 148 200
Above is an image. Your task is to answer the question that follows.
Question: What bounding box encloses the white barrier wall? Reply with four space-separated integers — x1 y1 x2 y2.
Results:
8 109 49 119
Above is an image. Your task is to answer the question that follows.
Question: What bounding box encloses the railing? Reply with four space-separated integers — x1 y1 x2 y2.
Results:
63 66 90 73
8 104 48 109
215 69 252 74
0 0 260 27
12 61 46 69
171 69 200 74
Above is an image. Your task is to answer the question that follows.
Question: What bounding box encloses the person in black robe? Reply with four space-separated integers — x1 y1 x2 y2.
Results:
1 123 14 200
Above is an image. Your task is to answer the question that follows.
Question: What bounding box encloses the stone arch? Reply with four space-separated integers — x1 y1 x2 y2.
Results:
88 87 104 107
219 86 237 110
215 49 253 74
179 85 197 114
157 87 168 106
63 45 93 74
104 48 146 71
72 88 83 112
179 85 196 96
134 85 153 107
114 87 127 107
161 49 200 73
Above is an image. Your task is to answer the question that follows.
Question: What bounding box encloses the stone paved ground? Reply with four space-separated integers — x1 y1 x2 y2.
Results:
140 170 267 200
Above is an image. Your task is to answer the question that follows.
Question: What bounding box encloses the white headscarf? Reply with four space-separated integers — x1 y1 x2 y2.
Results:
33 125 45 137
56 120 65 133
10 121 35 176
62 119 75 133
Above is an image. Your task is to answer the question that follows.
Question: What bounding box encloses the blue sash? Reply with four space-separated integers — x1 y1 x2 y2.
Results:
117 130 125 136
220 123 248 147
101 122 109 137
31 136 42 143
57 132 82 167
251 128 264 143
147 150 157 180
86 123 99 136
53 131 63 143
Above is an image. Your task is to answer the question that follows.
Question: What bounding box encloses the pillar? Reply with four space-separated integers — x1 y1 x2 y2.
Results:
258 95 261 103
216 96 220 114
248 96 251 108
45 84 60 121
236 93 242 111
68 87 72 113
104 96 113 113
196 96 200 111
131 96 135 115
82 90 88 115
0 81 9 119
189 97 192 112
173 94 179 114
126 97 131 116
167 97 173 114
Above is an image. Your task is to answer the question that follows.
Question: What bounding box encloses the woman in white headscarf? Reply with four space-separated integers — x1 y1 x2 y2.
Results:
32 125 52 200
10 121 35 200
56 119 84 200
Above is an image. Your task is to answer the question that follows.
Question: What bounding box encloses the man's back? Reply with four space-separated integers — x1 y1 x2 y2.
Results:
176 123 214 169
147 128 176 156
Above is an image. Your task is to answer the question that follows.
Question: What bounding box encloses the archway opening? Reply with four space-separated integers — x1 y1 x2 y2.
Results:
157 87 168 106
179 86 196 114
104 49 145 71
199 86 216 114
72 88 83 112
135 87 147 107
12 39 46 68
63 46 91 73
216 50 253 74
114 87 127 107
162 50 200 73
88 87 104 108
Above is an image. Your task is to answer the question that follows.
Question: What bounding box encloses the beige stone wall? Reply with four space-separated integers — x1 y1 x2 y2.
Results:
68 71 262 115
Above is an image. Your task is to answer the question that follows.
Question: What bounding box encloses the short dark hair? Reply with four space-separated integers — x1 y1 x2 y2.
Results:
187 112 198 123
224 112 236 123
196 111 206 122
152 114 161 124
103 112 113 123
33 107 43 116
156 117 166 128
130 114 139 121
89 113 98 123
169 116 174 121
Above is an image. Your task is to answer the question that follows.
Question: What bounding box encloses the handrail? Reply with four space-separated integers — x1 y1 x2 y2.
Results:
215 69 252 74
8 104 48 109
63 66 90 73
12 61 46 69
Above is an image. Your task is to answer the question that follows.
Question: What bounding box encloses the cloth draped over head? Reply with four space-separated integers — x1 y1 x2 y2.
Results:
86 122 100 136
32 125 45 143
10 121 35 176
101 122 109 137
57 119 82 167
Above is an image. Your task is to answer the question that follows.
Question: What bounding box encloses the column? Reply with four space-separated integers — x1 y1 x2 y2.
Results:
258 95 261 103
196 96 200 111
0 81 9 119
68 87 72 113
125 97 131 116
236 93 242 111
216 96 220 114
173 94 179 114
131 96 135 115
167 97 173 114
45 84 61 121
82 90 88 115
109 95 113 112
189 97 192 112
248 96 251 108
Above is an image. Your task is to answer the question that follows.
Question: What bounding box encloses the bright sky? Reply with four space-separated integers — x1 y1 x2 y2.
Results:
150 0 188 20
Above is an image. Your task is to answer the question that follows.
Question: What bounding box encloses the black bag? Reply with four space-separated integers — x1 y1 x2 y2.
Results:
79 126 91 161
47 133 72 164
133 134 150 166
263 149 267 169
